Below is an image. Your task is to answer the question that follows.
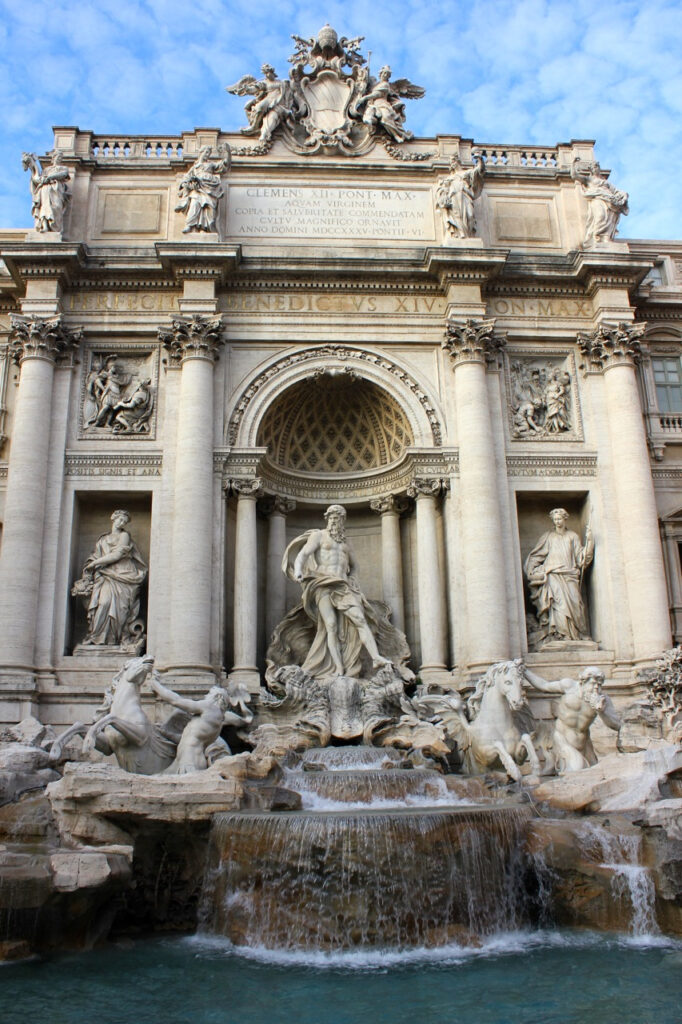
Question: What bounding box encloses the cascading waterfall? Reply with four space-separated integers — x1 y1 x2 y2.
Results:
200 807 532 950
281 768 457 809
576 822 659 935
199 749 537 950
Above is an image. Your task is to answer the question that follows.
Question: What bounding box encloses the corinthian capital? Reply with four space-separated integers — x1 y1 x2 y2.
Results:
370 494 410 515
9 315 82 366
577 321 646 370
230 477 263 498
443 317 504 366
406 477 446 499
158 314 224 364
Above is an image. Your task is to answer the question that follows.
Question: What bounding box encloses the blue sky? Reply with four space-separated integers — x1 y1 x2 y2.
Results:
0 0 679 239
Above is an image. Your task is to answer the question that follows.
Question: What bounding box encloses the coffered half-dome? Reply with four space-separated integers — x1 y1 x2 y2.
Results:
257 373 414 474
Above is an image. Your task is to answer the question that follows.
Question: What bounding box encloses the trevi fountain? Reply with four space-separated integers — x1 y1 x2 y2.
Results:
0 23 681 1024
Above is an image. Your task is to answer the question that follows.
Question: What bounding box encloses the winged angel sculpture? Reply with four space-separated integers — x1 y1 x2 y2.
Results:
227 25 427 158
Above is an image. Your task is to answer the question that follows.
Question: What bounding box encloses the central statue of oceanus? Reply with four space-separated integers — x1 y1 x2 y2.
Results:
266 504 413 683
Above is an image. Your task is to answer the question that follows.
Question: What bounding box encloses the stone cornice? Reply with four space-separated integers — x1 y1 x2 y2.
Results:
155 244 240 284
0 244 86 292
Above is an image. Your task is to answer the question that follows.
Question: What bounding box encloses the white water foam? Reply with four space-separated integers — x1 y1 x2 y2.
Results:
182 928 681 971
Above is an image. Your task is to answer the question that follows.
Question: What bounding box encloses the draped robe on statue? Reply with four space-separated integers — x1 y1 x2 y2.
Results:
524 528 592 641
265 532 413 683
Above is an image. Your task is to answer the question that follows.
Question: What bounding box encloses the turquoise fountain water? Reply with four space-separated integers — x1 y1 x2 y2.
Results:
1 747 681 1023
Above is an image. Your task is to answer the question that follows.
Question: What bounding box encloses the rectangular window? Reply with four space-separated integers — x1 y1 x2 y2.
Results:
652 357 682 413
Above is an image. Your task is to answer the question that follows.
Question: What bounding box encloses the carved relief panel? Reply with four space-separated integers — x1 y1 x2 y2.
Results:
504 349 582 442
79 344 160 440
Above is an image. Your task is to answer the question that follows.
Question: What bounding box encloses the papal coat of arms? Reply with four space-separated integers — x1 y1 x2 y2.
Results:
227 24 426 158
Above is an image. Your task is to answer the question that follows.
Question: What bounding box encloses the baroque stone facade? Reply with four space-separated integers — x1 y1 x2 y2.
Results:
0 24 681 726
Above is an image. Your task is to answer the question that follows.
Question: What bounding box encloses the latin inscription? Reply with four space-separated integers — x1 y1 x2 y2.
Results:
228 186 435 241
221 292 445 314
489 298 591 318
67 292 179 312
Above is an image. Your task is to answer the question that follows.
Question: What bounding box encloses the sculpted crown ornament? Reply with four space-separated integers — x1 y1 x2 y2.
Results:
443 317 505 366
577 321 646 370
10 315 82 365
227 24 427 158
158 314 224 364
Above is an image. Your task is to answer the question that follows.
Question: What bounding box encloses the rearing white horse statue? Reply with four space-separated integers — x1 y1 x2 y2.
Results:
415 659 540 781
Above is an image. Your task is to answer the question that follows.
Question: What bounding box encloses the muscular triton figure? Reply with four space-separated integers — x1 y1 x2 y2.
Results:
524 665 620 773
286 504 391 679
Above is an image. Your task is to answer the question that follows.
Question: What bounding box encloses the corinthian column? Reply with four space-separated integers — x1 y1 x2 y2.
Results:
443 317 510 667
0 316 82 678
230 478 263 691
406 478 448 680
579 322 671 658
264 496 296 641
158 315 224 676
370 494 407 632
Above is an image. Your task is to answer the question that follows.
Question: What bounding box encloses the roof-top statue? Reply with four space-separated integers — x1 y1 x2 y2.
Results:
227 24 427 159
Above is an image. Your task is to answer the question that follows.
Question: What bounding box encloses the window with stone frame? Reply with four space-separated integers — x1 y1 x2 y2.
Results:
652 356 682 414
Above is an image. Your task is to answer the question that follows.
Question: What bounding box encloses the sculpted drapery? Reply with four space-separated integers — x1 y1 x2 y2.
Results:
524 509 594 643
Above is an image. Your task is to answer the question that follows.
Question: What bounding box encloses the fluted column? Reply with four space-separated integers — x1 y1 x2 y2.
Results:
370 494 407 632
0 316 81 676
443 317 510 667
158 315 224 674
230 478 263 690
662 524 682 643
263 496 296 641
579 322 671 658
406 478 448 680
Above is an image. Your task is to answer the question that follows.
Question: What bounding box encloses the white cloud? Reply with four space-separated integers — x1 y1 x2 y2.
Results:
0 0 680 237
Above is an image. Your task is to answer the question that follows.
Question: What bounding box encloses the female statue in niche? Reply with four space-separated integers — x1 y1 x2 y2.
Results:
524 508 593 646
72 510 148 652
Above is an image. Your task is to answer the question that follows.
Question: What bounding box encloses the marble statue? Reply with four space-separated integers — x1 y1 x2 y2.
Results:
22 150 70 233
228 26 425 157
80 655 178 774
414 660 540 781
175 144 230 233
524 508 593 645
571 158 629 246
71 510 148 652
435 153 485 239
286 504 392 679
149 675 253 774
355 65 423 143
112 377 154 434
227 64 294 145
524 665 620 773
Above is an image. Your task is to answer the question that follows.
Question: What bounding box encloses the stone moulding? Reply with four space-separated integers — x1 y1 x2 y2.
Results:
226 343 444 448
217 447 457 503
506 453 598 477
64 452 162 477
